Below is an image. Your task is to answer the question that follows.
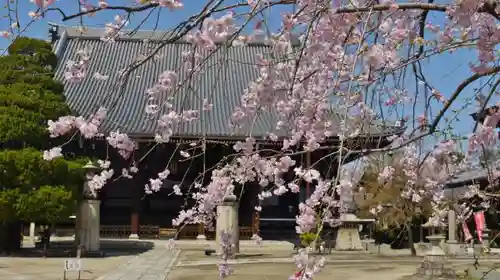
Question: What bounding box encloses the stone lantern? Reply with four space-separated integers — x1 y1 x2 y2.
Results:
75 161 102 253
82 161 100 198
414 234 455 278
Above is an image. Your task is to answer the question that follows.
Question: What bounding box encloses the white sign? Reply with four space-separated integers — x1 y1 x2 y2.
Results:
64 259 82 272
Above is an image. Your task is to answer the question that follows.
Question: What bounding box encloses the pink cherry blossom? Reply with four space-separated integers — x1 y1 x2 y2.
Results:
43 147 62 160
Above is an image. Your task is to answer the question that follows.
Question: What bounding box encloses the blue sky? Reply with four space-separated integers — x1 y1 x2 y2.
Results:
0 0 493 152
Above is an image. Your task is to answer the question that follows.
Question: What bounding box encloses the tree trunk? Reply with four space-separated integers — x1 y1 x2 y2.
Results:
0 221 22 253
407 224 416 256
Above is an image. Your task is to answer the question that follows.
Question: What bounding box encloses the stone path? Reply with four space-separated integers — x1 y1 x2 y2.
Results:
467 268 500 280
96 249 180 280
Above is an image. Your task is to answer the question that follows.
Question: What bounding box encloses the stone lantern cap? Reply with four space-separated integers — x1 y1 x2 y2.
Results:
222 194 237 203
82 161 100 172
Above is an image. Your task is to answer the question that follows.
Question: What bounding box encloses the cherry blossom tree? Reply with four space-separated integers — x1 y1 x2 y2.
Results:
357 148 458 256
2 0 500 278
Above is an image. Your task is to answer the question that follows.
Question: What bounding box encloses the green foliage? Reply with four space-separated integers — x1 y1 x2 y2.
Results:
299 232 320 247
16 186 75 224
0 37 69 149
7 37 58 69
0 37 86 225
0 148 85 222
0 189 21 222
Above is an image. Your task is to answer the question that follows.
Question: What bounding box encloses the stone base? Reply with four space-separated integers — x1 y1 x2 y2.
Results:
445 241 463 256
79 199 101 251
128 234 139 240
414 254 456 279
71 248 106 258
415 260 456 279
196 234 207 240
361 239 375 251
335 227 363 251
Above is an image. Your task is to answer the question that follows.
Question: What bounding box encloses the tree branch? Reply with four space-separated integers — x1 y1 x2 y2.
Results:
430 66 500 133
49 1 452 23
48 3 158 21
337 3 446 13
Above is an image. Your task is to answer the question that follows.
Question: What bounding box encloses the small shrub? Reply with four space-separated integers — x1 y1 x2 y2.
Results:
299 233 320 247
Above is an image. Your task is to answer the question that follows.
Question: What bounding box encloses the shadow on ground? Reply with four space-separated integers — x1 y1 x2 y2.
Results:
4 239 154 258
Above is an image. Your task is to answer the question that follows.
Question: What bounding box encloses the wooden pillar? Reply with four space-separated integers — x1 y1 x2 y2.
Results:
251 182 260 236
130 143 141 240
130 179 140 239
130 212 139 239
305 151 311 197
252 210 260 236
252 143 261 236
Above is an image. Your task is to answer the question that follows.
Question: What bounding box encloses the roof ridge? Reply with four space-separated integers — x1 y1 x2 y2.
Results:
51 23 289 46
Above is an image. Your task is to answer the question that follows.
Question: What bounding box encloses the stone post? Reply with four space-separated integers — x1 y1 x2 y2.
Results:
79 199 101 251
196 223 206 240
77 161 101 251
448 210 457 242
216 194 239 255
29 222 36 244
446 209 460 255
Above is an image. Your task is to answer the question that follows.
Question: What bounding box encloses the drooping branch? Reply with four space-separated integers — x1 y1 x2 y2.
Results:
429 66 500 133
473 78 500 132
346 66 500 157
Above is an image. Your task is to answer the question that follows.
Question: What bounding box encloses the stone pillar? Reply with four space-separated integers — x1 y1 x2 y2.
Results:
29 222 36 243
78 199 100 251
74 204 82 247
448 210 457 242
196 223 206 240
216 194 239 255
129 212 139 240
446 209 461 255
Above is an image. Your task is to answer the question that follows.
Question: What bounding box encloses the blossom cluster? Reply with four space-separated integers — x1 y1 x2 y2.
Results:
47 107 107 139
64 48 91 83
101 15 129 42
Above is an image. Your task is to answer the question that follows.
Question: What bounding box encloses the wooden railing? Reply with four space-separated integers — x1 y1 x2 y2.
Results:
240 226 253 240
100 225 131 238
99 224 253 240
177 224 198 239
139 225 160 239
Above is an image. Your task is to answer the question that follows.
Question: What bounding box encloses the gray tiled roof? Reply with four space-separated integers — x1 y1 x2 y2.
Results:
53 25 402 139
446 168 489 186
